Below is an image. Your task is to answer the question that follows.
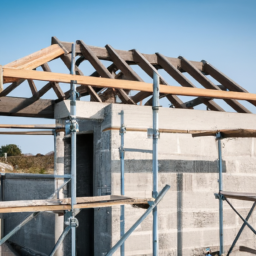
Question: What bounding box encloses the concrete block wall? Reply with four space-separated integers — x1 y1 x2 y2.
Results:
55 101 256 256
3 177 55 255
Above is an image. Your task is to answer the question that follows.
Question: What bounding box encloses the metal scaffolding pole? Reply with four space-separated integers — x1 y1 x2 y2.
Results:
70 43 78 256
216 132 224 256
106 185 170 256
119 110 125 256
152 72 159 256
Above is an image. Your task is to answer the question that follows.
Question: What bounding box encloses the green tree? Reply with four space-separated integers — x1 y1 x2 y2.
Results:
0 144 22 157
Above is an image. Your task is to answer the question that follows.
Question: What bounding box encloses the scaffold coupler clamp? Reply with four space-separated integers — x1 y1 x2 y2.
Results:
119 125 126 135
152 191 158 199
216 132 222 140
69 216 79 228
119 147 125 159
214 193 225 201
65 116 79 134
147 128 160 139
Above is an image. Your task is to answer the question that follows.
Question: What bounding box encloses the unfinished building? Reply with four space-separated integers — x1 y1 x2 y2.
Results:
0 37 256 256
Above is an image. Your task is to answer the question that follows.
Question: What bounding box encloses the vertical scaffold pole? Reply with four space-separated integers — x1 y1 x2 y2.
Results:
152 72 159 256
70 43 78 256
217 132 224 256
119 110 125 256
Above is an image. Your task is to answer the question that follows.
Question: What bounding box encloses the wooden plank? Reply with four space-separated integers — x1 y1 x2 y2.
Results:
157 53 224 111
64 41 204 71
192 129 256 138
0 196 151 213
0 65 3 92
41 63 65 99
203 61 256 107
0 96 54 118
221 191 256 202
240 246 256 254
4 45 65 70
0 131 54 135
4 68 256 101
0 124 56 129
27 80 38 96
78 40 135 104
179 56 251 113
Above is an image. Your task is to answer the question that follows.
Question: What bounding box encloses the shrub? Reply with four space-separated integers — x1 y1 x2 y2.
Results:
0 144 22 157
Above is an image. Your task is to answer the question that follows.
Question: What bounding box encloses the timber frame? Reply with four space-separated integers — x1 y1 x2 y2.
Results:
1 36 256 118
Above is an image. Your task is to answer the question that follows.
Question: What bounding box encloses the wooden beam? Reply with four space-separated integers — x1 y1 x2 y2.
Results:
27 80 38 96
41 63 65 99
240 246 256 254
4 44 65 84
0 124 57 129
0 96 54 118
179 56 251 113
4 68 256 101
78 40 135 104
156 53 224 112
0 131 54 135
63 41 204 71
202 61 256 107
4 44 65 70
58 49 102 102
0 196 151 213
0 79 25 97
132 49 185 108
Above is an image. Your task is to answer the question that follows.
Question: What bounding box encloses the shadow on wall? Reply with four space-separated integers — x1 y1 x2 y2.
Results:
112 159 226 256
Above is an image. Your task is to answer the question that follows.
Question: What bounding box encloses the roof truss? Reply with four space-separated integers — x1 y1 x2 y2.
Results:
0 36 255 118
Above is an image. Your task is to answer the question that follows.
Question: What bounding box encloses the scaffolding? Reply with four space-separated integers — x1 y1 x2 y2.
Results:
1 37 256 255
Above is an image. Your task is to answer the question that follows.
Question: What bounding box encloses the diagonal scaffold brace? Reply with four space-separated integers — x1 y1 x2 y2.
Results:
0 179 71 246
106 184 170 256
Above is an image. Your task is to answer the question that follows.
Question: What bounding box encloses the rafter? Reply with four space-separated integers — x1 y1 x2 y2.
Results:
132 49 185 108
78 40 135 104
52 37 101 102
156 53 224 112
4 44 65 84
178 56 251 113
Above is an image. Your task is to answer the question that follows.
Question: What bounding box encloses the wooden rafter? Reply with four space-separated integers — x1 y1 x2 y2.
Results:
156 53 224 111
1 37 255 117
133 49 185 108
78 40 135 104
179 56 251 113
4 44 65 84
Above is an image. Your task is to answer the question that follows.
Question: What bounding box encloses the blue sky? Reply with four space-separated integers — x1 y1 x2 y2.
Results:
0 0 256 154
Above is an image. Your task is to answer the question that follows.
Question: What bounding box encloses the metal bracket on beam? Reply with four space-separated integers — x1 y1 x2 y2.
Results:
0 65 3 92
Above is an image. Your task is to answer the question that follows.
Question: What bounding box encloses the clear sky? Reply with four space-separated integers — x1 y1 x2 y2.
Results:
0 0 256 154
